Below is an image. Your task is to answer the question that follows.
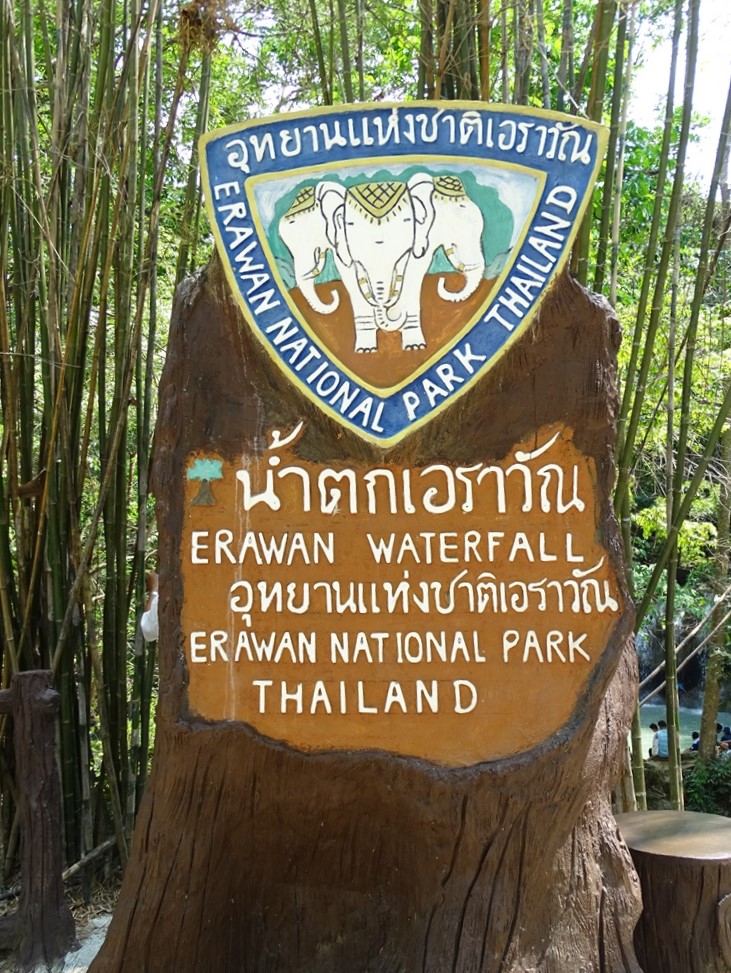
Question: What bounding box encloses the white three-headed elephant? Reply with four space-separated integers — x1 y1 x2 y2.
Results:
278 173 486 353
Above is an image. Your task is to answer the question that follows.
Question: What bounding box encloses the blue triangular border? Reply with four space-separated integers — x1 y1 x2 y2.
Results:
201 102 608 446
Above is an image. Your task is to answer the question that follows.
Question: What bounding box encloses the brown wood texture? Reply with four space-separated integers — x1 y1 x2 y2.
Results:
617 812 731 973
617 811 731 973
0 916 20 951
91 258 642 973
12 670 77 971
180 427 622 765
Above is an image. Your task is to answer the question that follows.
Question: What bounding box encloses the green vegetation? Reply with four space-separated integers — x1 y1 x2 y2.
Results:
0 0 730 878
685 758 731 816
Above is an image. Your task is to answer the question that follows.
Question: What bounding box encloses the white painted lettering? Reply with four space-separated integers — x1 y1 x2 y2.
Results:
213 181 240 200
453 680 477 714
402 390 421 421
190 632 208 663
545 185 578 213
191 530 209 563
253 679 273 711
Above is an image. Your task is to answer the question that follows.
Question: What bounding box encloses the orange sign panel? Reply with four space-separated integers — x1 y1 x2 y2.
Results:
181 423 622 767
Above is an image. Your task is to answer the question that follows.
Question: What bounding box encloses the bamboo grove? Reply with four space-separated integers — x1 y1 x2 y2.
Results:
0 0 730 876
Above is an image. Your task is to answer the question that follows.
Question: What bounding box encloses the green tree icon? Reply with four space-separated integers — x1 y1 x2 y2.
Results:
188 458 223 506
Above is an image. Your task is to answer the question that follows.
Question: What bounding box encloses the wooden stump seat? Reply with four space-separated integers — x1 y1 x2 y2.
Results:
616 810 731 973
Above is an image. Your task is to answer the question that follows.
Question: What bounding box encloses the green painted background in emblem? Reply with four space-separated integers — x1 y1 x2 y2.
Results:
264 164 518 290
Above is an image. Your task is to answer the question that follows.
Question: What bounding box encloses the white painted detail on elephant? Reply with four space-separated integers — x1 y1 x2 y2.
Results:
278 175 487 353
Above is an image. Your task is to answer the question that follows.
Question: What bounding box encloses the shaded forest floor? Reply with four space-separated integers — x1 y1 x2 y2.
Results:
0 882 117 972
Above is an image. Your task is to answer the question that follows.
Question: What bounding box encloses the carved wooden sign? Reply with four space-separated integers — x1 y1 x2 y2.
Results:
178 102 619 767
93 104 641 973
182 424 621 766
200 103 606 445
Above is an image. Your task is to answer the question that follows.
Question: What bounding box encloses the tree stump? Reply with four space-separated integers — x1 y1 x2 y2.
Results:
616 810 731 973
0 671 77 970
89 252 644 973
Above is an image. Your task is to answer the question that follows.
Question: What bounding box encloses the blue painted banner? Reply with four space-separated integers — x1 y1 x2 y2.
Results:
200 103 607 446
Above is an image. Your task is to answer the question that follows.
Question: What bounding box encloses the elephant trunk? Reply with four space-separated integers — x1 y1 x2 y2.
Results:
354 251 410 310
296 265 340 315
437 258 484 304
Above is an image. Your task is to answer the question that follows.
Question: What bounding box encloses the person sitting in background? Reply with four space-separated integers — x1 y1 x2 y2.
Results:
689 731 700 752
721 726 731 743
648 723 659 759
656 720 669 759
140 571 159 642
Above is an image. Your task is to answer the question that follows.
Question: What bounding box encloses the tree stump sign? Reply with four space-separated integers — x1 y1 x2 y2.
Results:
93 104 643 972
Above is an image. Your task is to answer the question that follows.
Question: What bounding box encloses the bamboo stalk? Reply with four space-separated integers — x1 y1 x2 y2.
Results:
477 0 489 101
663 553 683 809
128 0 160 825
571 1 600 108
85 587 129 867
620 476 646 810
609 0 635 306
50 19 191 682
663 226 682 811
671 60 731 523
434 0 459 99
572 0 616 283
175 53 212 288
309 0 333 104
557 0 573 112
0 6 19 683
513 0 532 105
336 0 354 101
699 422 731 762
534 0 550 108
0 0 187 862
499 0 508 102
452 0 475 98
615 0 691 515
652 5 727 780
593 1 627 293
355 0 365 99
635 378 731 627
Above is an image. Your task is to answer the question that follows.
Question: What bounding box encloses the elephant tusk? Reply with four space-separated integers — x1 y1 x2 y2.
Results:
302 249 325 279
444 245 466 273
388 274 404 301
387 251 410 306
357 277 374 302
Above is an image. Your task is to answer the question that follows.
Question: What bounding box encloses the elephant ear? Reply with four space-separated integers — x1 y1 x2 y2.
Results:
316 182 352 267
407 173 435 260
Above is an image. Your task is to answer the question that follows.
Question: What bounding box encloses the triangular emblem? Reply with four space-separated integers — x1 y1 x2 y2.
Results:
200 103 607 446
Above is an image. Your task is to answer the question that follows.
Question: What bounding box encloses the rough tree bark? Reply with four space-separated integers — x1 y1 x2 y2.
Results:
617 810 731 973
91 258 642 972
0 671 77 970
